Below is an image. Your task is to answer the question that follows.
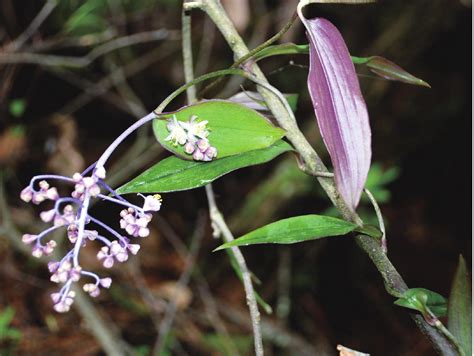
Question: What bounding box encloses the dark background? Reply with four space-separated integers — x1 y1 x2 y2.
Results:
0 0 471 355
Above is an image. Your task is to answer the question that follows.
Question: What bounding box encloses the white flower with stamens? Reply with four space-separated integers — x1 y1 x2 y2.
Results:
165 115 188 146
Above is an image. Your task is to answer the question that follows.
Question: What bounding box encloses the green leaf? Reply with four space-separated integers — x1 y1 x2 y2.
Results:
64 1 108 36
365 56 431 88
252 44 429 87
215 215 357 250
394 288 448 318
448 255 472 355
117 140 292 194
153 100 285 159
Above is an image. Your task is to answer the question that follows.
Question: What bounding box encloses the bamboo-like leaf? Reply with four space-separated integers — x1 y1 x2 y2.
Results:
251 43 430 87
365 56 431 88
117 140 293 194
298 13 371 211
448 255 472 355
215 215 357 250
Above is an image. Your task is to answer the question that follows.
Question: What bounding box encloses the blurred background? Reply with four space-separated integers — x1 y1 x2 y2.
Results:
0 0 470 355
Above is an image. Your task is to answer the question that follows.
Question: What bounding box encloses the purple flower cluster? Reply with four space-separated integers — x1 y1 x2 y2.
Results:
165 115 218 161
20 165 162 313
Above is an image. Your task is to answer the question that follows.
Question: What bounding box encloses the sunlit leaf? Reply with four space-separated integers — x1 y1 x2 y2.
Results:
448 255 472 355
215 215 357 250
153 100 285 159
117 140 293 194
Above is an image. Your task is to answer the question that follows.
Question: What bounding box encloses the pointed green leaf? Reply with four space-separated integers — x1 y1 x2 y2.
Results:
448 255 472 355
251 43 429 87
117 140 293 194
365 56 431 88
215 215 357 250
394 288 448 318
153 100 285 159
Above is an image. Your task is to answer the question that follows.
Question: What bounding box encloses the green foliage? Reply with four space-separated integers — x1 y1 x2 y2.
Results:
394 288 448 319
216 215 358 250
202 333 253 355
363 163 400 203
448 255 472 355
9 99 26 118
63 1 109 36
0 307 21 342
153 100 285 159
118 140 292 194
252 43 429 87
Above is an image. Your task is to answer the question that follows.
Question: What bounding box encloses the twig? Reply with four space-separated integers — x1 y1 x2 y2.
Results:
206 185 264 356
181 5 263 354
0 29 178 67
6 0 58 51
153 213 206 355
186 1 459 354
364 188 387 253
56 43 179 115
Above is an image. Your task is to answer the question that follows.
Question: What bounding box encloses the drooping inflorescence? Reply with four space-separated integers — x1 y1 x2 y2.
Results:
20 165 162 313
165 115 218 161
19 110 218 313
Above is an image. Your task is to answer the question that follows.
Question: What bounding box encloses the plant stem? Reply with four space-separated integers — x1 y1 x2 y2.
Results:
364 188 387 253
205 186 264 356
189 1 459 354
181 5 264 355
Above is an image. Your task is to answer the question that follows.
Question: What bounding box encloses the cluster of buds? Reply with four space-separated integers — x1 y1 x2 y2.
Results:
20 166 162 313
165 115 218 161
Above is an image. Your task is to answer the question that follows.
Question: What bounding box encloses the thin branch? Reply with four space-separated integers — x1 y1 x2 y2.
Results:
0 29 179 67
6 0 58 51
364 188 387 253
205 185 264 356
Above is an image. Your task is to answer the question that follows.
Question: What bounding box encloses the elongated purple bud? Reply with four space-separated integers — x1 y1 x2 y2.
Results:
298 10 371 211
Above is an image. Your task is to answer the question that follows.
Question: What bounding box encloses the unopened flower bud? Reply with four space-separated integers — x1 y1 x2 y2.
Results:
20 186 33 202
193 149 204 161
94 166 106 179
197 139 210 152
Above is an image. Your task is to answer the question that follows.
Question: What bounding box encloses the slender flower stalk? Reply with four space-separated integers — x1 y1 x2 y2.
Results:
20 112 162 313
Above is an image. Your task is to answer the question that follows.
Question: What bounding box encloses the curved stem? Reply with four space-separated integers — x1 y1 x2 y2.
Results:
364 188 387 253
